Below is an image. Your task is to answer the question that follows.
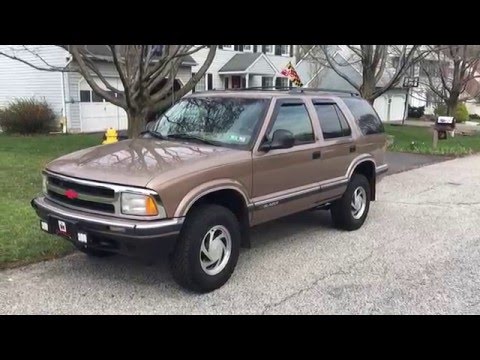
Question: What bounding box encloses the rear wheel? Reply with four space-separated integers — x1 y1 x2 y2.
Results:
170 204 241 293
331 174 371 231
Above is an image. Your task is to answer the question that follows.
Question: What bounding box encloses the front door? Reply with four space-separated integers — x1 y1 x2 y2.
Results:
231 76 242 89
251 99 322 225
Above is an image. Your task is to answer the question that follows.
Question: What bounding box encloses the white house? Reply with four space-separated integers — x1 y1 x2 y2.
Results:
0 45 196 133
190 45 295 92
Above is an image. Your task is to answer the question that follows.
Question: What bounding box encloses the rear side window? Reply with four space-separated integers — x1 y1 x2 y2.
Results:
314 103 351 139
342 98 384 135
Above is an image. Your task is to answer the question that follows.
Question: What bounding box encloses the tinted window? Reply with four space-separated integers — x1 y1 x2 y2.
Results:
315 104 351 139
269 103 314 144
342 98 384 135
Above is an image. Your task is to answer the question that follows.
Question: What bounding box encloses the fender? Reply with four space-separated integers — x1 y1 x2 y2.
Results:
174 179 251 218
345 154 377 179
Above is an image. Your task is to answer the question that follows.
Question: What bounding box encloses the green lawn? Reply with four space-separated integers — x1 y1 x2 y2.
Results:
0 133 102 269
385 124 480 156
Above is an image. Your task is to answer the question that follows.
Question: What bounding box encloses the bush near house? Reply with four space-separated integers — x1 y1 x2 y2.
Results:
0 98 56 134
434 103 469 123
408 105 425 118
469 113 480 120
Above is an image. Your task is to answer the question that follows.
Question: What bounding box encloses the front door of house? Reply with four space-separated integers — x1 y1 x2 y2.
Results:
231 76 241 89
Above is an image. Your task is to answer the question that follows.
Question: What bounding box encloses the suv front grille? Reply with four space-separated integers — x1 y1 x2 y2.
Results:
45 173 117 215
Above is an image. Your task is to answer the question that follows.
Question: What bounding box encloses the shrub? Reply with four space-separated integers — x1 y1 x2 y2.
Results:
0 98 56 134
455 103 469 123
469 113 480 120
433 103 469 123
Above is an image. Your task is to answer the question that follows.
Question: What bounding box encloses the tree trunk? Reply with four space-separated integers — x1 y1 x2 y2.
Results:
128 112 146 138
446 102 456 116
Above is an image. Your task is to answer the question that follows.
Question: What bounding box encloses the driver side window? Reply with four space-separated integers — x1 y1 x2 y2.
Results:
268 103 314 145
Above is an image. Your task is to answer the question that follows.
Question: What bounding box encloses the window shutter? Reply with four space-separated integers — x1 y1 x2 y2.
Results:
262 45 266 54
238 45 244 52
253 45 258 53
290 45 294 57
275 77 282 88
275 45 282 56
218 45 223 50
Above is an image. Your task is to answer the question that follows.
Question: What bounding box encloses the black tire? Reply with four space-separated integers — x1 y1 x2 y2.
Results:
331 174 371 231
170 204 241 293
77 246 115 258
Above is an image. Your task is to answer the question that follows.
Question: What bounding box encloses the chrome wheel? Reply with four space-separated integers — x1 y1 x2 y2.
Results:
199 225 232 276
351 187 367 220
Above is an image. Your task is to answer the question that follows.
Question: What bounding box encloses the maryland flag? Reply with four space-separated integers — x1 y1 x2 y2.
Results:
281 61 303 87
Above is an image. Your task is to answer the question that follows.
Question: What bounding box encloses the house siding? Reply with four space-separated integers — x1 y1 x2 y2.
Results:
0 45 69 116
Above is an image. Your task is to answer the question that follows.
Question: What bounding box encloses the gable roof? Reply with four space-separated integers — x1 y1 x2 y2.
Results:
64 45 197 67
218 53 262 72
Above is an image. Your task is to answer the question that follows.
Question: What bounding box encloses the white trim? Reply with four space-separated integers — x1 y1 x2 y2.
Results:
218 71 248 75
222 45 234 51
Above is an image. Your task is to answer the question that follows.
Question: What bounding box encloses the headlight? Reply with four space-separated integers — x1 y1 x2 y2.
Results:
42 174 48 194
121 193 165 217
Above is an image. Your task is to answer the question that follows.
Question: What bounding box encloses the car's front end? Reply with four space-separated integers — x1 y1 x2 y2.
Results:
32 170 184 256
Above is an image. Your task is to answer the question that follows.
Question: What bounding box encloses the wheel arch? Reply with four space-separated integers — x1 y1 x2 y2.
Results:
347 156 377 201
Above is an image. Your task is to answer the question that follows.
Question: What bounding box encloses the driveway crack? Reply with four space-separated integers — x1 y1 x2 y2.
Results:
260 252 373 314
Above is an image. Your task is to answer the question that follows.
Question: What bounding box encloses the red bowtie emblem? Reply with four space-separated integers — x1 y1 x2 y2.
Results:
65 189 78 199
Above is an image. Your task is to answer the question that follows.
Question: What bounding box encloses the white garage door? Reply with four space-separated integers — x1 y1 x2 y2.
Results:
374 94 406 122
79 77 128 133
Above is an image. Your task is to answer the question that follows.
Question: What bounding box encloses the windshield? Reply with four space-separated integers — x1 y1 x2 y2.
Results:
151 96 270 149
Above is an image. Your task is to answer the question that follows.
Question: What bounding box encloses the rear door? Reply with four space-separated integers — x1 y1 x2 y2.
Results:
312 99 357 185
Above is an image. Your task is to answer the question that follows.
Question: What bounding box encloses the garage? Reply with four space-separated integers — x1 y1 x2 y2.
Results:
374 90 407 122
78 77 128 133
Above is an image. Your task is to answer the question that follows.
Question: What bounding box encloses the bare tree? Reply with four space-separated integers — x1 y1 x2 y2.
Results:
302 45 425 104
420 45 480 115
0 45 217 138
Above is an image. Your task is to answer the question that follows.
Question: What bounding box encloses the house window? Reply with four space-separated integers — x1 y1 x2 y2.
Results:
263 45 274 55
224 77 229 89
192 72 206 93
262 77 273 88
243 45 253 52
275 77 289 89
268 103 314 145
207 73 213 90
80 90 91 102
314 103 352 139
222 45 234 51
280 45 290 56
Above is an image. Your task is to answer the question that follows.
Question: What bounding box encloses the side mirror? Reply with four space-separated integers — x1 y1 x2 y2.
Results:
259 129 295 152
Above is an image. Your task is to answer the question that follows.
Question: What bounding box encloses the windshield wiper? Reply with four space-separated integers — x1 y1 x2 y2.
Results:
141 129 166 140
166 133 218 146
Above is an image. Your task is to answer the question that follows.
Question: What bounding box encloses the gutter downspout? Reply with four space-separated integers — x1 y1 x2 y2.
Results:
61 56 73 133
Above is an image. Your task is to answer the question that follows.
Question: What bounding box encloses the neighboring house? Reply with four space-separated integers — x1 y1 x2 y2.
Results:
464 63 480 116
294 45 410 122
0 45 196 133
190 45 295 92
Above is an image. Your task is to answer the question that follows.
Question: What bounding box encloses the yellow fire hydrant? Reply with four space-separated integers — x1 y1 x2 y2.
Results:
102 128 118 144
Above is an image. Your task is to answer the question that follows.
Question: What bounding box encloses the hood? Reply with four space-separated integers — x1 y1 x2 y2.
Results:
45 139 239 187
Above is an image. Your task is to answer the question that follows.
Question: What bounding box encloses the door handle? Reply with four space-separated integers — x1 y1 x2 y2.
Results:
312 151 321 160
349 145 356 153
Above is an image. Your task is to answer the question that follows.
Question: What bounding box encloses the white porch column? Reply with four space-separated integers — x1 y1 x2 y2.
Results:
246 74 249 89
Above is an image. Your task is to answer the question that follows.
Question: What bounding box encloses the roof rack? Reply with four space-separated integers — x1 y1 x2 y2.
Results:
230 86 360 97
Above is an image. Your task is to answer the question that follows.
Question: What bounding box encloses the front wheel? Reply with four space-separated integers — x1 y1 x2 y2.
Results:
170 204 241 293
331 174 371 231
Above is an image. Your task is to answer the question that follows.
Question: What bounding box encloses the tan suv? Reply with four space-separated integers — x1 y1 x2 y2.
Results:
32 88 388 292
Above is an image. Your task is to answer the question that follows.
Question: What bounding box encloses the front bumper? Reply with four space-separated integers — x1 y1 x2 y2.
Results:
31 196 184 256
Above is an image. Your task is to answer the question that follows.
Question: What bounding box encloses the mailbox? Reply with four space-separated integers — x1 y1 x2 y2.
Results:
434 116 455 140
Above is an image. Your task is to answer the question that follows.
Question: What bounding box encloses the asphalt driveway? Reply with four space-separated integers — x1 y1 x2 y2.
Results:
1 154 479 314
386 151 452 175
